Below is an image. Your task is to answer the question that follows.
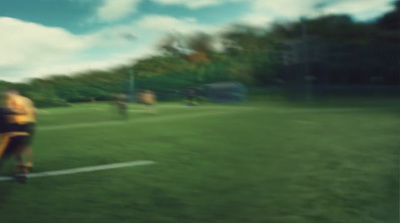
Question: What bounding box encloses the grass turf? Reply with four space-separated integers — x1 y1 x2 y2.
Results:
0 101 398 223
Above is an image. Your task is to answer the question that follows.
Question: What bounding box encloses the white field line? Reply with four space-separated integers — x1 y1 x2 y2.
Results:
38 111 229 131
0 160 155 182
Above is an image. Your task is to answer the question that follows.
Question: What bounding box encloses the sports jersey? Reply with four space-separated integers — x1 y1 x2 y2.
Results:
6 95 36 124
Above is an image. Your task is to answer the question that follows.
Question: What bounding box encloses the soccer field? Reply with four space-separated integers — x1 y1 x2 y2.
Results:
0 101 398 223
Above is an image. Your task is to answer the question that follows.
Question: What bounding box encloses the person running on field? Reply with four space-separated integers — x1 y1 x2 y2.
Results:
5 90 37 173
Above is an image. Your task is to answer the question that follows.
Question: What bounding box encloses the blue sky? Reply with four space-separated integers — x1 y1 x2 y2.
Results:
0 0 394 82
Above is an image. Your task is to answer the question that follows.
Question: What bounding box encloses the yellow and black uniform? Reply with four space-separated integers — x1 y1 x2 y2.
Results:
6 95 36 144
0 107 29 160
141 91 155 105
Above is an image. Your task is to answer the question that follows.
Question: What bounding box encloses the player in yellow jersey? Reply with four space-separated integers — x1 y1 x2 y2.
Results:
138 90 156 114
6 90 37 173
0 104 30 183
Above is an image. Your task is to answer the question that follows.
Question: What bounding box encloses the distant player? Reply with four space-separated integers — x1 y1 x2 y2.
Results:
138 90 156 114
115 93 128 119
5 90 37 172
186 88 198 106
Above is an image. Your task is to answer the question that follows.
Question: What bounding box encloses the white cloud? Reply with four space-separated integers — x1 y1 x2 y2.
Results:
0 17 150 82
238 14 274 27
249 0 320 19
97 0 141 22
233 0 315 28
236 0 393 28
320 0 393 20
0 17 89 68
87 24 140 47
151 0 241 9
137 15 217 34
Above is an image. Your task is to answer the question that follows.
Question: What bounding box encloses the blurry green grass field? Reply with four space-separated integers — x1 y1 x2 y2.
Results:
0 101 398 223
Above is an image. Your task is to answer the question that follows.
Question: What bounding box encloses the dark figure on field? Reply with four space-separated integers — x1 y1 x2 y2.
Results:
186 88 198 106
0 106 30 183
115 93 129 119
5 90 37 173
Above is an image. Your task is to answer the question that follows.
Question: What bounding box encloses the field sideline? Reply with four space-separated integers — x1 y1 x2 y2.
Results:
0 101 398 223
